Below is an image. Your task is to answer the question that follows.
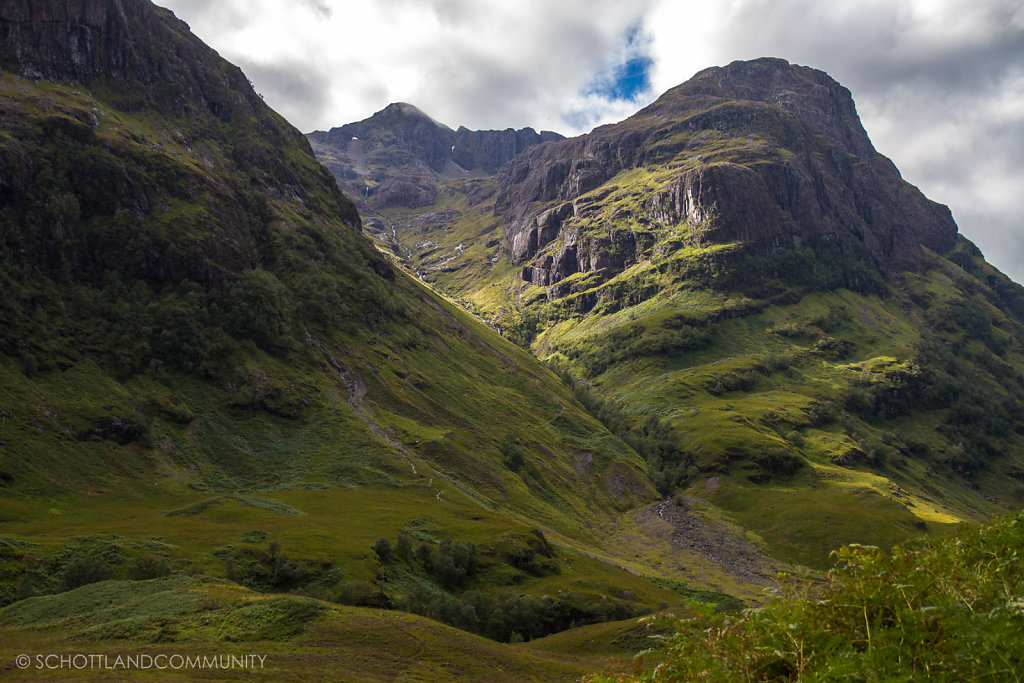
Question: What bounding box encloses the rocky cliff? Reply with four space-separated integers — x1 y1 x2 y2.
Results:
496 58 958 292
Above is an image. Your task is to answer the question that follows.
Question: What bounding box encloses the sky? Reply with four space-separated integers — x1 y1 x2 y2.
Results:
159 0 1024 283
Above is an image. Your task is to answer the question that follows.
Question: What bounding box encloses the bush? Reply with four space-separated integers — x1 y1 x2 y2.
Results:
416 542 434 570
335 581 390 608
126 555 170 580
271 555 308 588
60 557 111 591
395 532 413 561
784 430 805 448
372 537 393 562
500 436 526 472
631 512 1024 681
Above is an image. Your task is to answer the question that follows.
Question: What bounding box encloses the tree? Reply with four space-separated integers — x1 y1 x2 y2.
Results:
60 557 110 591
416 542 434 570
433 553 464 588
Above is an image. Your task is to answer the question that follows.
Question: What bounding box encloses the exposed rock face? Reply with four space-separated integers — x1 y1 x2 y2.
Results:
495 58 959 289
371 176 439 210
307 103 562 208
452 125 565 176
1 0 262 125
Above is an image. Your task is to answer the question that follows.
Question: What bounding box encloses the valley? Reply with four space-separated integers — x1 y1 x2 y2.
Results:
1 1 1023 680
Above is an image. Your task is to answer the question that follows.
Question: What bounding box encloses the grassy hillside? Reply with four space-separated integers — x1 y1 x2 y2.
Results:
0 64 685 634
402 188 1024 571
527 227 1024 569
6 8 1022 676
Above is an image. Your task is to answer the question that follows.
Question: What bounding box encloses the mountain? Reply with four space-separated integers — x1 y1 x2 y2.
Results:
497 57 957 282
0 2 729 675
318 57 1024 570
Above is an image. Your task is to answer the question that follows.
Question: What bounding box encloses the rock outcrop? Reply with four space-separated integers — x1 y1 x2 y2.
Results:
2 0 267 127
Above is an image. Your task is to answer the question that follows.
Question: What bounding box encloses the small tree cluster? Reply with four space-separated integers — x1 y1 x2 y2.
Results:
375 534 478 589
399 586 644 643
561 371 696 495
222 541 320 592
126 554 170 580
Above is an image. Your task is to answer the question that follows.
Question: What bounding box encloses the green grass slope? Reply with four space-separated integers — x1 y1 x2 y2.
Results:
0 2 650 525
423 183 1024 569
527 233 1024 568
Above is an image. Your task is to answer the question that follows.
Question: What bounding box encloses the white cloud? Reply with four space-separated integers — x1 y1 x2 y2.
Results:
160 0 654 133
157 0 1024 282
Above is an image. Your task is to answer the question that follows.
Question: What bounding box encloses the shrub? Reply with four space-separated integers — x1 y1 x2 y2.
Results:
500 436 526 472
126 555 170 580
60 557 111 591
372 537 393 562
335 581 390 608
629 512 1024 682
395 532 413 561
416 542 434 570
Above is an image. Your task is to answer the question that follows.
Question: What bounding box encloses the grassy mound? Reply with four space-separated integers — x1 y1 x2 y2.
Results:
0 575 596 681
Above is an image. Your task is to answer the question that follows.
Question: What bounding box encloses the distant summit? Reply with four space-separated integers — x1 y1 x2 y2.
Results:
375 102 450 128
307 105 563 211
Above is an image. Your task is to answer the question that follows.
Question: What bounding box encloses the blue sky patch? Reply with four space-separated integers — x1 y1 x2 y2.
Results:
584 23 653 102
605 53 653 100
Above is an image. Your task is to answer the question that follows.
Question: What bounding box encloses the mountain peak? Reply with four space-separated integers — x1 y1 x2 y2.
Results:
676 57 840 101
307 106 564 209
373 102 451 131
649 57 874 162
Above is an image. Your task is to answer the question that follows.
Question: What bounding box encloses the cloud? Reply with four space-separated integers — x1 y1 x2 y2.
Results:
159 0 655 134
232 57 332 123
156 0 1024 282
